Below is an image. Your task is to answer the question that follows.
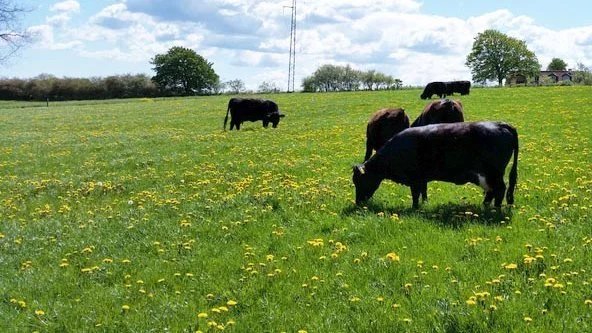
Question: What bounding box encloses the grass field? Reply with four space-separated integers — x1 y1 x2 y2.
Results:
1 86 591 332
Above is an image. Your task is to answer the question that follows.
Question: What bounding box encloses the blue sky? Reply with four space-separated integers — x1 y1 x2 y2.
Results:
2 0 592 90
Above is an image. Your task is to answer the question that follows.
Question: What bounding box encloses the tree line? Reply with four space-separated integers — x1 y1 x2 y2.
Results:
301 64 402 92
0 74 160 101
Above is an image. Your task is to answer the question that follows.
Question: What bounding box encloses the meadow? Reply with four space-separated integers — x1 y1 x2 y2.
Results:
1 86 591 332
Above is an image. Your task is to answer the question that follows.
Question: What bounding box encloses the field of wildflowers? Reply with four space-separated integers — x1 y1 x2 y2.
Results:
1 86 591 332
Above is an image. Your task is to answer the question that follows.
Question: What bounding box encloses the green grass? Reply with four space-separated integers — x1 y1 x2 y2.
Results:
1 87 591 332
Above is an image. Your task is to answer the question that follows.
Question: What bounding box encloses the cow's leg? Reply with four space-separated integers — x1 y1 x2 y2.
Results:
493 180 506 208
486 175 506 208
235 122 241 130
420 182 428 202
483 191 494 206
230 121 236 130
410 185 421 209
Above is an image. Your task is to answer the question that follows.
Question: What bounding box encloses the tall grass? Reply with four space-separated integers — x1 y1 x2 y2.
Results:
1 87 591 332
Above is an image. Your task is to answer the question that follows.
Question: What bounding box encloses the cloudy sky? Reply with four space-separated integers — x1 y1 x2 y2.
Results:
2 0 592 90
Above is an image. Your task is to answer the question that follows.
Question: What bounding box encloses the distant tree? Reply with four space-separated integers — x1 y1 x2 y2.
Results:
361 70 377 90
341 65 362 91
226 79 245 94
547 58 568 71
257 81 280 93
151 46 219 95
393 78 403 89
301 75 319 92
0 0 31 64
466 29 540 86
572 62 592 85
313 64 343 92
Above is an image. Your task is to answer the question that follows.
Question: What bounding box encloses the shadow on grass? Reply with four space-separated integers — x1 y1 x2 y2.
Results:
342 201 513 228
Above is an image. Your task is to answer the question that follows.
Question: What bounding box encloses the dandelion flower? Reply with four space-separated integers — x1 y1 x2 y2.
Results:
227 300 237 306
198 312 208 318
505 263 518 270
35 309 45 316
121 305 130 311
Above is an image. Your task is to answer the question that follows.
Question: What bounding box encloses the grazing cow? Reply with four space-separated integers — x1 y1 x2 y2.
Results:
446 81 471 96
224 98 285 130
411 99 464 127
420 81 471 99
420 82 446 99
352 121 518 209
364 108 410 161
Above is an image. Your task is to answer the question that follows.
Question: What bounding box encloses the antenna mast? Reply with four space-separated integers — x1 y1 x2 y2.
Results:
287 0 296 92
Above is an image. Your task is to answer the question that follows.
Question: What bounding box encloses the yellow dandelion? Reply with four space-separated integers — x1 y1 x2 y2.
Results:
121 305 130 311
198 312 208 318
350 297 361 302
584 299 592 305
386 252 400 262
35 309 45 316
505 263 518 270
524 317 533 323
227 300 237 306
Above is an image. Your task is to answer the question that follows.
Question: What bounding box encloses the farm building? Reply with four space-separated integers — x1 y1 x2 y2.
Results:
507 70 573 85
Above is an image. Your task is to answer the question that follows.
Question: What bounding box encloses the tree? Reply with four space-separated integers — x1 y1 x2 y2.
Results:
465 29 540 86
1 0 31 64
257 81 280 94
226 79 245 94
572 62 592 85
151 46 219 95
547 58 568 71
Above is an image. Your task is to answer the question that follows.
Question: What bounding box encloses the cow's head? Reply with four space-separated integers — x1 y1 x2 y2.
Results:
263 112 285 128
352 164 382 204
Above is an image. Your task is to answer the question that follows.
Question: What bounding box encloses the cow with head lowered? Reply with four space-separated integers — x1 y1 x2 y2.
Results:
411 99 464 127
364 108 410 161
420 81 471 99
224 98 285 130
353 121 518 209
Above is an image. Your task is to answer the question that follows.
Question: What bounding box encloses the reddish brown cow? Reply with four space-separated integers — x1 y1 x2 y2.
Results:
411 99 464 127
364 108 410 161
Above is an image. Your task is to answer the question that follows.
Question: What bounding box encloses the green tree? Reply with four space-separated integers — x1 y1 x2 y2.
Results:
547 57 568 71
1 0 31 64
465 29 540 86
151 46 219 95
226 79 245 94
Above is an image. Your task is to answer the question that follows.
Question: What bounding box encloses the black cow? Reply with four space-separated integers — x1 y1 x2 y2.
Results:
420 82 446 99
353 121 518 209
224 98 285 130
446 81 471 96
420 81 471 99
364 108 410 161
411 99 464 127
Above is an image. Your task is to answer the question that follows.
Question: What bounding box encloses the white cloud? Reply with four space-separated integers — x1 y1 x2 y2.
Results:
47 0 81 26
19 1 592 90
28 25 83 50
50 0 81 13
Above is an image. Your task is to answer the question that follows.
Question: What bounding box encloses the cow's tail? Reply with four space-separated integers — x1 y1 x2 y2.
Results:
223 103 230 130
506 124 519 205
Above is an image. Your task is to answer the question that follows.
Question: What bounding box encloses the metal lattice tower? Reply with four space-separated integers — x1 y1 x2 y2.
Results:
287 0 296 92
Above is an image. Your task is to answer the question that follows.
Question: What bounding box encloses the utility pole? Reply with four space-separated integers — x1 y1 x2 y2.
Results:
286 0 296 92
